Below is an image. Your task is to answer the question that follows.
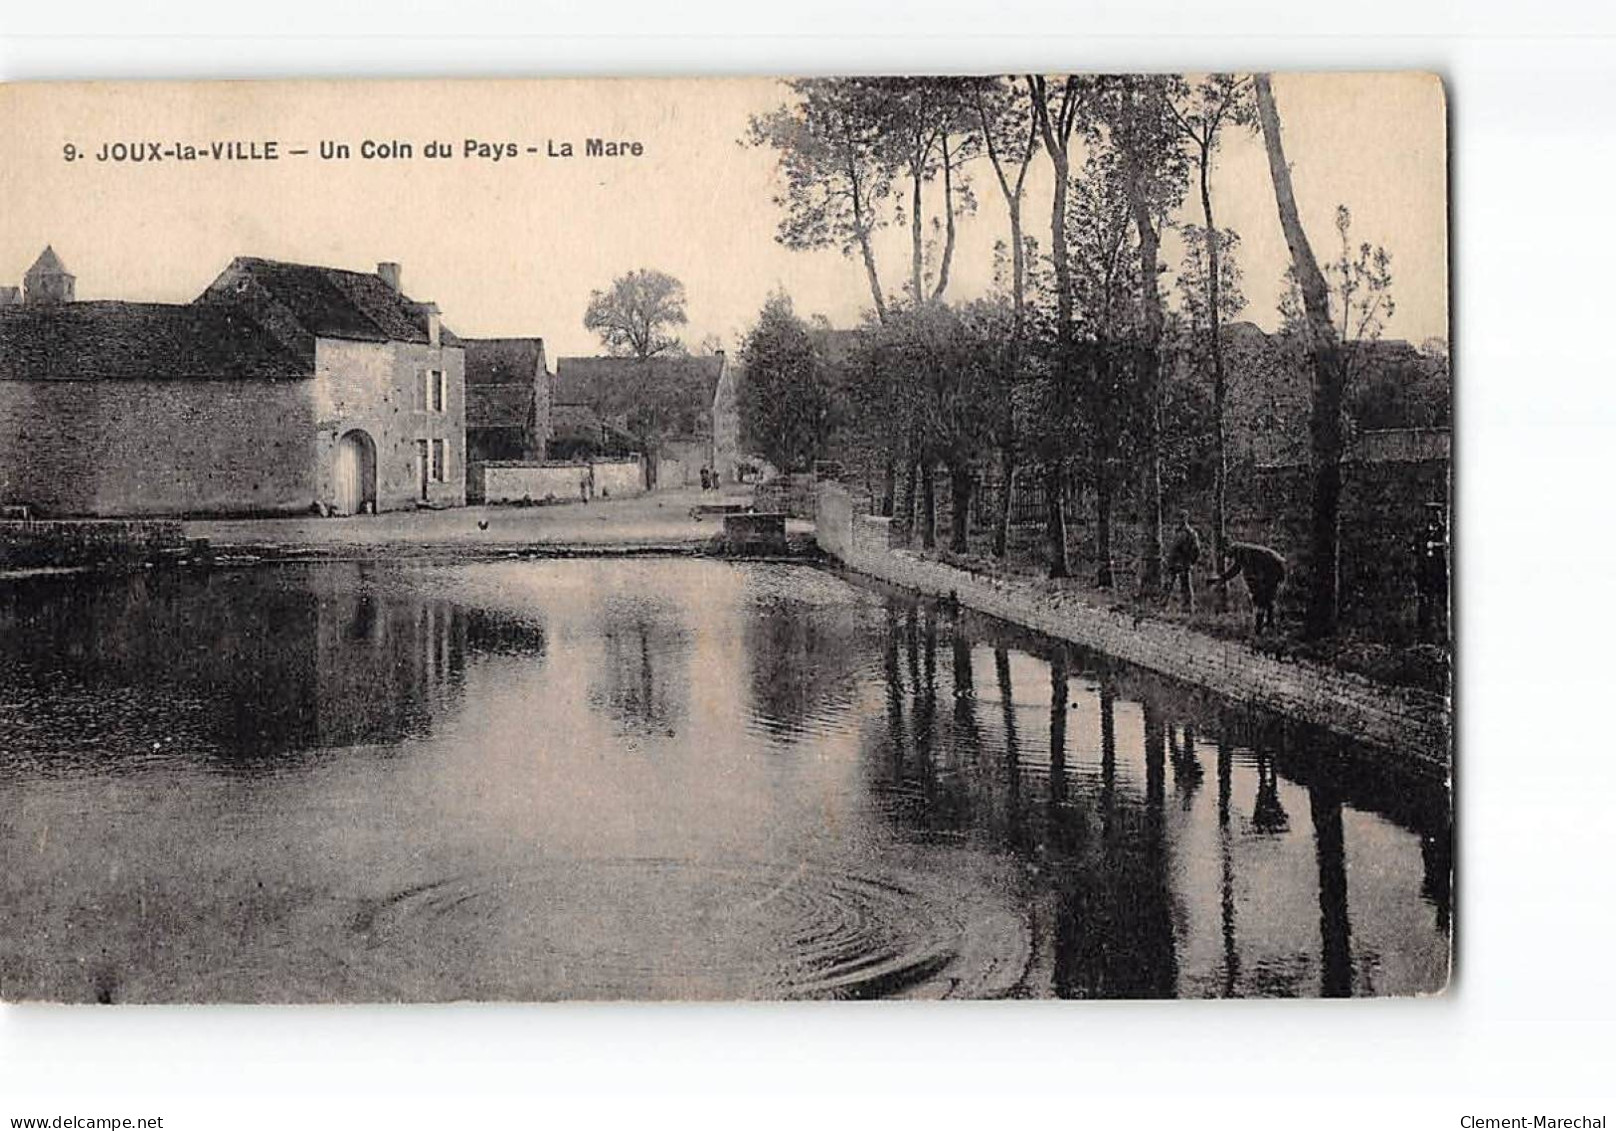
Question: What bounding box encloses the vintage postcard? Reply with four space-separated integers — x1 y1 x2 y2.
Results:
0 74 1450 1002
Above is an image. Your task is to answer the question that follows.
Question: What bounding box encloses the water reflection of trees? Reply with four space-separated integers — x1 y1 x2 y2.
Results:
866 596 1451 999
0 565 543 772
743 597 869 741
589 596 690 737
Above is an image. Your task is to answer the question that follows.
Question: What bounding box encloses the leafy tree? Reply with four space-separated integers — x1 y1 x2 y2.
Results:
971 76 1040 557
1067 147 1144 587
750 79 982 526
583 269 689 358
738 293 833 474
879 79 980 303
1093 74 1192 598
748 80 895 320
1026 73 1094 579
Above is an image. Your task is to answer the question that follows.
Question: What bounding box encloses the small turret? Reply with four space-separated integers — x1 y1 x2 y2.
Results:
23 246 75 305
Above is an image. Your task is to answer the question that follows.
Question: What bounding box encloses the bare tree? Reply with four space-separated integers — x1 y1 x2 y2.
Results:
1254 73 1349 638
973 76 1040 558
1027 74 1091 579
1168 75 1256 602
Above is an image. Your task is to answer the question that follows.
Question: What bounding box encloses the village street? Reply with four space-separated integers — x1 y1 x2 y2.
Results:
184 484 809 556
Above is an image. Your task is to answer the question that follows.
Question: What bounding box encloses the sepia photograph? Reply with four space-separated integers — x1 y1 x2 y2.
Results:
0 72 1453 1005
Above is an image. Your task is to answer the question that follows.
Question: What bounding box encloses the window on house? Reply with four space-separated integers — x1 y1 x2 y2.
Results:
432 438 447 483
414 370 429 412
431 369 446 413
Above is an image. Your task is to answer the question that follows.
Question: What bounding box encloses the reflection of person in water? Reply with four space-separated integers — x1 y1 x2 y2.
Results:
1251 749 1290 835
1211 542 1287 634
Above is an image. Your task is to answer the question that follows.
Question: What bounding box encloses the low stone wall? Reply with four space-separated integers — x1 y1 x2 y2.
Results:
720 512 788 554
0 519 194 569
592 458 646 500
753 474 818 519
814 482 1449 770
479 458 647 505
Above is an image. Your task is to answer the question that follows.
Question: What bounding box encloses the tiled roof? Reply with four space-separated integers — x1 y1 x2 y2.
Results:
463 338 546 387
467 384 535 428
25 245 68 277
198 257 460 348
0 301 307 381
553 354 723 407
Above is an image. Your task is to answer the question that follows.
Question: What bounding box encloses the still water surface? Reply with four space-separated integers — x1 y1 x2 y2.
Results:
0 559 1450 1001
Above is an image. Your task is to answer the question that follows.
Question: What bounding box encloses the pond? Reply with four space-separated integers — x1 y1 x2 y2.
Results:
0 558 1451 1001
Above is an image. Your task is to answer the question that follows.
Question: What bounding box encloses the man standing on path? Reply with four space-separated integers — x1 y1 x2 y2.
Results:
1166 511 1203 612
1211 542 1288 634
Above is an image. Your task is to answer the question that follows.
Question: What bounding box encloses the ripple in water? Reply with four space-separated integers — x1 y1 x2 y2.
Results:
347 858 1030 1001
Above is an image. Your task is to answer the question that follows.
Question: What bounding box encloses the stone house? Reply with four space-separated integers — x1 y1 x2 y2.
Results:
550 352 726 488
0 250 466 517
462 337 550 502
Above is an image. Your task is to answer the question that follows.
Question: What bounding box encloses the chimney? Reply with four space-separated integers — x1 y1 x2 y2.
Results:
377 261 401 292
420 302 441 347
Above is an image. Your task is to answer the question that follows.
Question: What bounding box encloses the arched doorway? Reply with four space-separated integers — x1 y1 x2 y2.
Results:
333 429 378 516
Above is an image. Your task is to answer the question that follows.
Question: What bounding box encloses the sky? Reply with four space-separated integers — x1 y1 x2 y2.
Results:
0 73 1447 364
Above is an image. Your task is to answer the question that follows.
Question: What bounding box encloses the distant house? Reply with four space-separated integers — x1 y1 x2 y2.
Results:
0 250 466 517
551 352 727 488
462 337 550 502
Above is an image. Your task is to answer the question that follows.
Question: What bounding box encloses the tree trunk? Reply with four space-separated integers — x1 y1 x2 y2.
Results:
1043 461 1069 579
1127 140 1165 599
931 133 957 301
1030 78 1078 582
1009 196 1026 327
1198 150 1231 612
845 144 888 322
1094 458 1115 589
949 460 972 554
994 446 1015 559
1090 342 1117 588
909 138 926 302
897 452 919 546
1255 74 1347 638
920 462 937 550
880 455 896 518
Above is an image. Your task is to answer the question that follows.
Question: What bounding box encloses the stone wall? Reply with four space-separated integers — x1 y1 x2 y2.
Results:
815 481 1449 769
592 457 645 499
0 519 192 568
482 461 590 504
0 377 318 517
754 473 818 518
479 457 647 505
